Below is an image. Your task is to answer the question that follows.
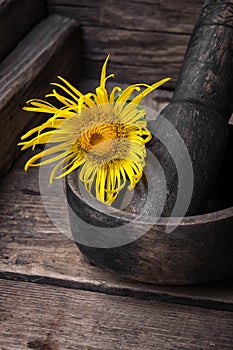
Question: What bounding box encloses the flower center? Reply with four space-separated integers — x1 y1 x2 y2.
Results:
89 132 104 147
78 123 121 155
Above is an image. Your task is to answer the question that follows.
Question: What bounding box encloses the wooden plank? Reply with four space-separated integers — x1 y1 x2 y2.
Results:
0 0 46 62
47 0 204 87
1 93 233 311
0 15 81 178
0 279 233 350
81 27 189 86
47 0 203 34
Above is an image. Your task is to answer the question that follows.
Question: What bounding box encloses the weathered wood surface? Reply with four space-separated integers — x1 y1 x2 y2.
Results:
0 15 81 179
1 92 233 311
47 0 203 34
47 0 204 87
0 0 45 62
82 28 188 87
0 279 233 350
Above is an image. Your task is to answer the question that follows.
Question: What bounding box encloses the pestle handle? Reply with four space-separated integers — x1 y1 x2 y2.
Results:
173 0 233 120
146 0 233 217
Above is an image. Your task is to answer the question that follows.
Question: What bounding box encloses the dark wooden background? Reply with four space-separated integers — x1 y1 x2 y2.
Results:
47 0 204 88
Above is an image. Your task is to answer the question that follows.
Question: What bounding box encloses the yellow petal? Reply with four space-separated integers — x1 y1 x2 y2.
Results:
116 84 149 104
130 78 171 106
109 86 122 103
46 90 78 109
24 143 72 170
52 154 86 182
100 54 110 88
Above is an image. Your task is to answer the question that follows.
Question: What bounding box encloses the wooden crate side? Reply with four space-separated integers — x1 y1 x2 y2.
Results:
0 0 46 62
0 15 81 178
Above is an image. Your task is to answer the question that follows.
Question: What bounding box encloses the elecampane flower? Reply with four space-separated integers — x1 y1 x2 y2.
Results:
19 55 170 205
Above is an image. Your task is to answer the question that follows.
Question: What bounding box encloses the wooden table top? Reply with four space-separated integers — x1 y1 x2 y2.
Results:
0 88 233 349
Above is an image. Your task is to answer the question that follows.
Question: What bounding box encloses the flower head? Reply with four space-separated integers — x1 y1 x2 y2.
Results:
19 55 170 205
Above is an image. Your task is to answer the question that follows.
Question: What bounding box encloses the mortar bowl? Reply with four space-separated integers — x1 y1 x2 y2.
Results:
66 128 233 285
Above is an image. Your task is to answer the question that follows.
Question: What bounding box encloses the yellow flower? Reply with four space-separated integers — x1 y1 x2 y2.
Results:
19 55 170 205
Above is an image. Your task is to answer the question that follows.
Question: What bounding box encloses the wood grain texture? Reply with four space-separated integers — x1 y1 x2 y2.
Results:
0 15 81 178
47 0 204 87
0 0 46 62
0 103 233 311
0 279 233 350
81 27 188 86
47 0 203 34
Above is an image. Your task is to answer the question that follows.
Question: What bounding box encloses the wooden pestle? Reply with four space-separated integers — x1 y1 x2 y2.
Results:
146 0 233 217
